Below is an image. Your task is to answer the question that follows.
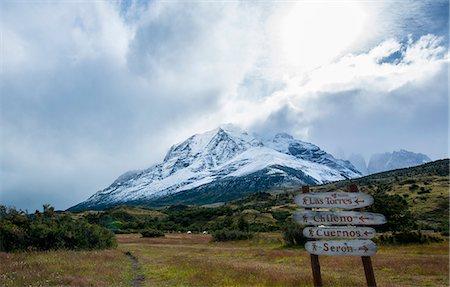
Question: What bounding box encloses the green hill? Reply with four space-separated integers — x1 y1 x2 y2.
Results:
75 159 449 234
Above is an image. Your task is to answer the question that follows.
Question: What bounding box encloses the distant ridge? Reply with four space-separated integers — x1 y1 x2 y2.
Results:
367 150 431 174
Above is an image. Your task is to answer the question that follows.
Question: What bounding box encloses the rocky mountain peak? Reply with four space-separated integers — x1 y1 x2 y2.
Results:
368 150 431 174
69 125 362 211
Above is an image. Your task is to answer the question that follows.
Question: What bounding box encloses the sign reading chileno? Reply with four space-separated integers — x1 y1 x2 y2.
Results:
293 210 387 226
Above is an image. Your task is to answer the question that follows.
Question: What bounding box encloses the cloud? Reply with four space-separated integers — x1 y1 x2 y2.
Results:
0 1 448 211
0 1 267 210
246 35 448 159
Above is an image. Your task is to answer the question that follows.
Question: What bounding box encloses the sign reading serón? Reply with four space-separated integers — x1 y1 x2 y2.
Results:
294 191 373 209
305 240 377 256
293 210 386 226
303 226 376 239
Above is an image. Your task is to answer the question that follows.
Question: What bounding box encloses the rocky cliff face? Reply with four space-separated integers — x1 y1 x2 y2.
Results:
367 150 431 174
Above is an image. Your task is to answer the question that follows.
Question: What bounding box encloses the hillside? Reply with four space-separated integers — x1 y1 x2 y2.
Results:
76 159 449 234
314 159 449 232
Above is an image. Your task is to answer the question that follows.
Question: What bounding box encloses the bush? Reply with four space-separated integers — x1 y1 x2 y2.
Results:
0 205 116 252
375 231 444 244
409 184 419 191
212 229 254 241
367 188 415 232
417 187 431 194
282 223 307 246
272 210 290 222
141 228 165 238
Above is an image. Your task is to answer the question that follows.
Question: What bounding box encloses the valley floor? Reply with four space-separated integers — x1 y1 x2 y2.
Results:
1 233 448 286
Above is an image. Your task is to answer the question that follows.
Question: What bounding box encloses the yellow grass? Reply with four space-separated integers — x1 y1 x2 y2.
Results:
117 233 449 287
0 249 132 287
1 233 448 286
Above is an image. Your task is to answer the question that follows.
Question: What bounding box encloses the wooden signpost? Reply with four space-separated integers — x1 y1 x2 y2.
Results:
303 226 377 239
293 210 386 225
296 185 385 287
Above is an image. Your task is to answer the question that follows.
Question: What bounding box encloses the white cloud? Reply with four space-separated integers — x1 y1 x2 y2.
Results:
242 35 448 159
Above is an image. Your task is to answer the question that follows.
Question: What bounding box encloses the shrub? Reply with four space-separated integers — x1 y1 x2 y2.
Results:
409 184 419 191
212 229 254 241
282 223 307 246
0 205 116 252
272 210 290 222
141 228 165 238
237 215 249 232
367 189 415 232
417 187 431 194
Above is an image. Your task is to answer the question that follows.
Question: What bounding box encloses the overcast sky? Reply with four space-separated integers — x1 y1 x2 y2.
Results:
1 0 448 211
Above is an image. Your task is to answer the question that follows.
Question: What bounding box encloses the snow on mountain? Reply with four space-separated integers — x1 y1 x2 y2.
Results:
69 125 361 211
367 150 431 174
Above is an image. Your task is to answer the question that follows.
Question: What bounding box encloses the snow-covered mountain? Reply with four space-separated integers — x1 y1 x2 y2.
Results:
69 125 361 211
367 150 431 174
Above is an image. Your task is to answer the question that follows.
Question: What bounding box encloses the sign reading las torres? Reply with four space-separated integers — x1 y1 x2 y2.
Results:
295 185 386 287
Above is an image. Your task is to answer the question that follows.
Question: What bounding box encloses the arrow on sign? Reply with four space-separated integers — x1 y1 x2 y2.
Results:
359 216 369 223
354 198 365 204
359 245 369 253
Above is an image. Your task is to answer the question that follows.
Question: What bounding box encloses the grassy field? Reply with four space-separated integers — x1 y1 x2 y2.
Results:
0 249 132 286
117 233 449 287
1 233 448 286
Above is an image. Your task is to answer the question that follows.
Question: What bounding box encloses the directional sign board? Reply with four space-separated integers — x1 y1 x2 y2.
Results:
303 226 376 239
305 240 377 256
293 210 386 226
294 192 373 209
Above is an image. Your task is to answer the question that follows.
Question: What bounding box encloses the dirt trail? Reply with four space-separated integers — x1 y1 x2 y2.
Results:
125 251 145 287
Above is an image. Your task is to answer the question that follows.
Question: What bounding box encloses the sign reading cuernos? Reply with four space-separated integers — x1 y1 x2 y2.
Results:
303 226 376 239
305 240 377 256
293 210 386 226
294 192 373 209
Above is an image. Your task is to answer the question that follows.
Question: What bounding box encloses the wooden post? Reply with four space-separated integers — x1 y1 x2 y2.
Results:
302 186 323 287
362 256 377 287
348 184 377 287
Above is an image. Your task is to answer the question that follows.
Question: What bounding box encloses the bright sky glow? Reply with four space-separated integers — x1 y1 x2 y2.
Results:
280 2 366 70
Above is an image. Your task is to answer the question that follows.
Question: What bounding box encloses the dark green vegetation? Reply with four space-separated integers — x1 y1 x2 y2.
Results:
141 228 165 238
212 229 254 241
0 204 116 252
75 159 448 244
282 223 308 246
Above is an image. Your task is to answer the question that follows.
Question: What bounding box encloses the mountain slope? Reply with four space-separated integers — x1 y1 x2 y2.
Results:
69 125 361 211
